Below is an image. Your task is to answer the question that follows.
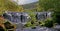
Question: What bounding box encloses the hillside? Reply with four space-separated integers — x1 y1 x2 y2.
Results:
21 1 39 10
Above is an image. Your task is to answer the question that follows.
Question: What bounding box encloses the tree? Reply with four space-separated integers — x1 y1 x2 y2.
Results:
36 2 44 12
0 0 23 15
39 0 60 24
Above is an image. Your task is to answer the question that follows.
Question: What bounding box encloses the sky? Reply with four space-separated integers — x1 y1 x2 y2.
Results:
12 0 39 5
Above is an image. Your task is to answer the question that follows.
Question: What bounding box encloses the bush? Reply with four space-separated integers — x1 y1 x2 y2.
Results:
44 18 54 28
24 22 31 27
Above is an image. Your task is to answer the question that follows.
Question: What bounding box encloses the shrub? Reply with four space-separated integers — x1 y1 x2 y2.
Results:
24 22 31 27
44 18 54 28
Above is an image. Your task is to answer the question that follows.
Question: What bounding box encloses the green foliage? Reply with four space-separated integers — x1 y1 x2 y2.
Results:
39 0 60 11
39 0 55 11
39 21 45 26
0 0 23 15
29 12 36 21
36 3 44 12
24 12 37 27
24 22 31 27
39 0 60 25
44 18 53 28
